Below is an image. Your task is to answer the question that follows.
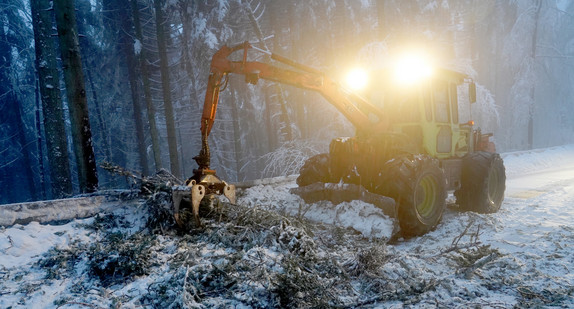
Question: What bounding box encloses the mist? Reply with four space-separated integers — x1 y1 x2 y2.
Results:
1 0 573 204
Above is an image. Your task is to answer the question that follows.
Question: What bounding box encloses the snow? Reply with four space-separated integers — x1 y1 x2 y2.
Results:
133 39 142 55
238 183 394 239
1 145 574 308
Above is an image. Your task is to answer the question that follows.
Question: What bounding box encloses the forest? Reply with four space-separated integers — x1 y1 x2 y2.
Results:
1 0 574 204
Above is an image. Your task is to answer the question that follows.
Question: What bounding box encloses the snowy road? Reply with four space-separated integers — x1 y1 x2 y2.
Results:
504 163 574 238
506 163 574 200
502 147 574 236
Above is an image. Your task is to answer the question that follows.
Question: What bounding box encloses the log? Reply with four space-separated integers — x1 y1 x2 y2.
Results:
0 190 140 227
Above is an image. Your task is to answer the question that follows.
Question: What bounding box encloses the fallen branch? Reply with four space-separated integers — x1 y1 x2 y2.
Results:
436 220 481 256
100 162 183 194
517 286 550 303
461 251 499 279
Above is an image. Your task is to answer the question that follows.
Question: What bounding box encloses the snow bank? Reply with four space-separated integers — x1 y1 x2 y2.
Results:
502 144 574 178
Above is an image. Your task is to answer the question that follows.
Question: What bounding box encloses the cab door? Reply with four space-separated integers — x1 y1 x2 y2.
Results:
433 80 453 156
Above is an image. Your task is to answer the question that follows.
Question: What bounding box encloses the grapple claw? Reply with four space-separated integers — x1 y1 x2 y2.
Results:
223 183 236 204
191 184 206 227
172 171 236 230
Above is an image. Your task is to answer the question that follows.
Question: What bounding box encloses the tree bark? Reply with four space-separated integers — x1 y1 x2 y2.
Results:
34 77 47 200
154 0 181 178
31 0 73 198
53 0 98 193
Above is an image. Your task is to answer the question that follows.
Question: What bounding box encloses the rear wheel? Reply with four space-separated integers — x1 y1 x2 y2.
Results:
296 154 332 187
455 152 506 213
385 155 447 236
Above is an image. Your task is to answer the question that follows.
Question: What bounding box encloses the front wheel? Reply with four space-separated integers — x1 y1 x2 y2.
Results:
385 155 447 236
455 152 506 213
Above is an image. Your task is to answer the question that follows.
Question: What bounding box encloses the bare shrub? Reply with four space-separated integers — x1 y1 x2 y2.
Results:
260 140 325 178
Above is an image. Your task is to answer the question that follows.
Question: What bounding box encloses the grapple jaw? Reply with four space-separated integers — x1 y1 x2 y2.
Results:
172 170 236 229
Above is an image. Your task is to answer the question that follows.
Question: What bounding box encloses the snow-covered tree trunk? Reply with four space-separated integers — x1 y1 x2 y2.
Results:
30 0 73 198
102 0 150 176
132 0 162 172
154 0 181 178
53 0 98 193
124 37 150 176
33 79 46 200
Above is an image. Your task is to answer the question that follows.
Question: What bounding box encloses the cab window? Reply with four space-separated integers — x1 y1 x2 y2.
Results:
450 83 458 124
434 81 450 123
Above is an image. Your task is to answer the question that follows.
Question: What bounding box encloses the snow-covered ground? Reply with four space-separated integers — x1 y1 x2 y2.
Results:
1 145 574 308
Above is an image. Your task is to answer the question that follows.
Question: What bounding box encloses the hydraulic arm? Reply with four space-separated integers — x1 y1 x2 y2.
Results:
174 42 388 228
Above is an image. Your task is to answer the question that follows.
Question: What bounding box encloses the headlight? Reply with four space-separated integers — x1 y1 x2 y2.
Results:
345 68 368 91
393 51 433 85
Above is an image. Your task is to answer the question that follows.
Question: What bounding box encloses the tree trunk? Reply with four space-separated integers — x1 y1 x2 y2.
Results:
230 89 243 181
528 0 542 149
30 0 73 198
34 78 47 200
132 0 162 172
86 68 113 163
154 0 181 178
53 0 98 193
0 24 37 201
247 1 293 143
178 1 195 80
123 34 150 176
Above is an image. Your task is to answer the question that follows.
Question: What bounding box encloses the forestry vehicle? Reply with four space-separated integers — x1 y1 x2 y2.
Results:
173 42 506 236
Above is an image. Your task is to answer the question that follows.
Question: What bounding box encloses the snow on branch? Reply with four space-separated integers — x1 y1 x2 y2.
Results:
260 140 325 178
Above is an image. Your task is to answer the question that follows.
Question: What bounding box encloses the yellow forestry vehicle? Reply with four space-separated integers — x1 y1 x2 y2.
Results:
173 42 506 236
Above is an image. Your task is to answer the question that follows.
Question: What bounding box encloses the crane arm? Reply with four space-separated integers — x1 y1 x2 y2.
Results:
200 42 387 139
194 42 387 174
180 43 388 228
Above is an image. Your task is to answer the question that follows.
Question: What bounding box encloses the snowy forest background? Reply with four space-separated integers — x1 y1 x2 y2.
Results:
1 0 574 204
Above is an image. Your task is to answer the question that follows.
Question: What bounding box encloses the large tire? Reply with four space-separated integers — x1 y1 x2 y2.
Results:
384 155 447 236
455 152 506 213
296 154 332 187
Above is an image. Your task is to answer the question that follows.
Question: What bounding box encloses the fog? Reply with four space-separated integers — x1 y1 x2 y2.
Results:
1 0 574 203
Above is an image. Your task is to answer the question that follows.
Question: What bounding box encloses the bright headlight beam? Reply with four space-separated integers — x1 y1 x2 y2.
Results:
345 68 368 91
393 52 433 85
